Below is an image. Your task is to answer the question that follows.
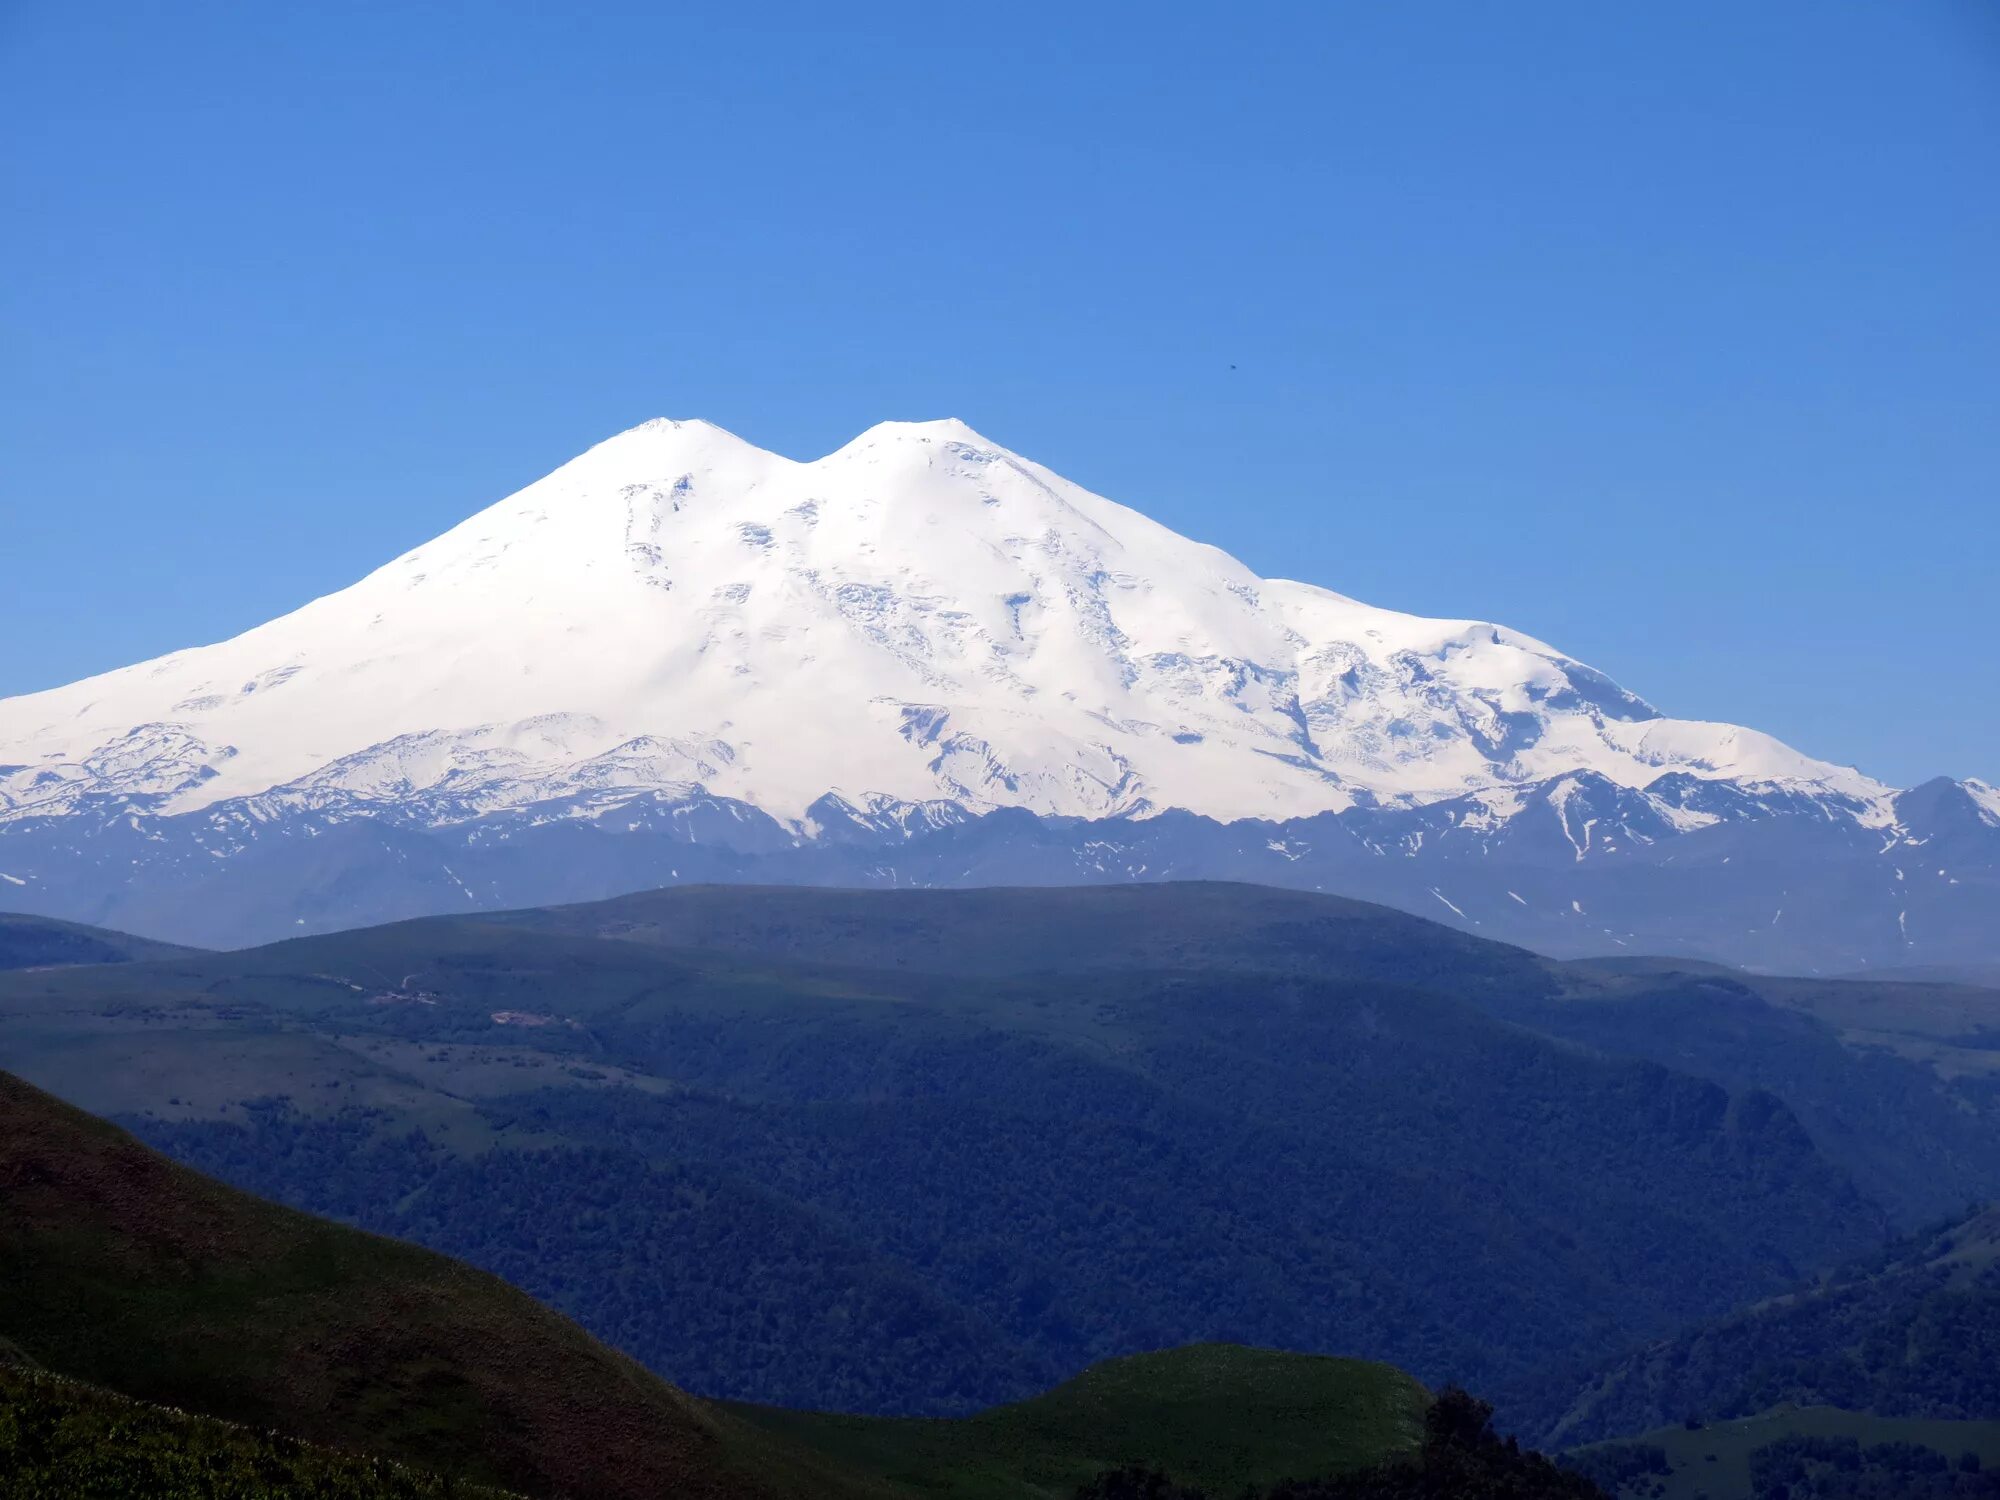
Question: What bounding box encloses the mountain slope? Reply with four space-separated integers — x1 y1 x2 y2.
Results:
0 418 1877 829
0 1346 1435 1500
0 1068 851 1500
1530 1204 2000 1449
0 911 194 970
0 1365 519 1499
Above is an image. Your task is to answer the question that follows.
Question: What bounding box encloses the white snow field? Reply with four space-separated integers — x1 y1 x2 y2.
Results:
0 418 1886 832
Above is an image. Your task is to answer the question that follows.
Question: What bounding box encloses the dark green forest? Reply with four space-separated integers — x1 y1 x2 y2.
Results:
128 982 1874 1423
1529 1205 2000 1446
1746 1434 1995 1499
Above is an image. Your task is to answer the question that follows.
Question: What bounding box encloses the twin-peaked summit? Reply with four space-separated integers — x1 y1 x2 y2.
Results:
0 417 1876 832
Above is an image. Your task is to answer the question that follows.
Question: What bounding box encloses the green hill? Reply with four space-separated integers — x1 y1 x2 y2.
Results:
0 1364 521 1499
736 1345 1428 1499
0 910 196 970
480 880 1538 989
0 1068 858 1500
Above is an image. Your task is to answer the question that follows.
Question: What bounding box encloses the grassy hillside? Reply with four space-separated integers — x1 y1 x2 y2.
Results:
0 1069 858 1500
0 1349 1424 1500
0 910 195 970
1532 1204 2000 1450
479 881 1542 988
737 1345 1426 1499
0 1364 520 1499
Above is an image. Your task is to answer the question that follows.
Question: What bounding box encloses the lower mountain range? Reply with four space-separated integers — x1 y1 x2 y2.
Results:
4 768 1996 968
6 881 1998 1452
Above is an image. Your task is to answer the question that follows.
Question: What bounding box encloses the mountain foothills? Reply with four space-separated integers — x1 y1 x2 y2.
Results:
1 418 1993 965
7 882 2000 1461
734 1344 1431 1499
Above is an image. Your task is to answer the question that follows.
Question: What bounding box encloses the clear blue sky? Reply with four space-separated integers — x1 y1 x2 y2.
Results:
3 1 1995 786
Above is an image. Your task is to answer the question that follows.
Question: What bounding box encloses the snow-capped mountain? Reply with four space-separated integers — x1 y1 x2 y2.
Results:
0 418 1992 966
0 417 1886 824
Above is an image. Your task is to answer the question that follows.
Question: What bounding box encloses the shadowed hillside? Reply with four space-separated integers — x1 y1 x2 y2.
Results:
0 1069 861 1500
1531 1203 2000 1449
0 911 195 970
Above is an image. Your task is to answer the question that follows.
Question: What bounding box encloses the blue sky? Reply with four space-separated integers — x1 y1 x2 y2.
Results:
3 1 1994 786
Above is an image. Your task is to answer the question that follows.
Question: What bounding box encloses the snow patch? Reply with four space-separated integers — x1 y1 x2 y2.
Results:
1966 779 2000 828
1429 888 1467 919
